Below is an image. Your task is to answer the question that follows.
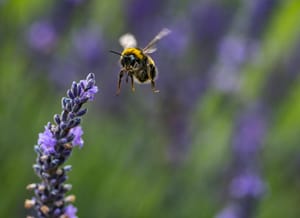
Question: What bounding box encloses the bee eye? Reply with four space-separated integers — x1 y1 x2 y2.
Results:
128 55 136 65
129 55 135 62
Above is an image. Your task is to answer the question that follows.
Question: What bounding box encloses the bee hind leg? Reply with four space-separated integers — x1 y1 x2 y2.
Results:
148 64 159 93
151 80 160 93
130 75 135 92
116 70 125 95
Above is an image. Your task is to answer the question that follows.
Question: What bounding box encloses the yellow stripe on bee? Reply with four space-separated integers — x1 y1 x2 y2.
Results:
122 48 144 60
147 55 155 65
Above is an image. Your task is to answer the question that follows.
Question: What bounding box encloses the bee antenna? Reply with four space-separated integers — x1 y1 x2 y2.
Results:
109 50 122 56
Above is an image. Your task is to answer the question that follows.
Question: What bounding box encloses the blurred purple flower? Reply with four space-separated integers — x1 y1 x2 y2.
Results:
65 0 83 5
64 205 78 218
124 0 166 39
70 126 84 148
219 37 248 66
230 172 265 199
212 36 260 93
249 0 278 37
216 205 239 218
212 64 241 93
161 21 189 55
50 60 79 88
233 111 266 159
126 0 163 26
215 108 267 218
191 2 232 43
27 20 57 53
73 28 105 65
38 125 57 154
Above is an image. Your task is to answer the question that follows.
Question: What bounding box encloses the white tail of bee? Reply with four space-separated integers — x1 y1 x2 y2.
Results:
119 33 137 49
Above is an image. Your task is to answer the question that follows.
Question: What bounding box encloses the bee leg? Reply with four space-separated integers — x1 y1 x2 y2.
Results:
147 64 159 93
151 80 160 93
116 70 125 95
130 75 135 92
125 74 129 83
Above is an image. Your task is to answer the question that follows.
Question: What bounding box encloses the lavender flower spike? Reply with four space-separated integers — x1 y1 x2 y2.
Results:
25 73 98 218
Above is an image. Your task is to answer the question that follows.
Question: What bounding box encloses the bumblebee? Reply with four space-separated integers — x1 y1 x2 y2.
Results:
110 28 171 95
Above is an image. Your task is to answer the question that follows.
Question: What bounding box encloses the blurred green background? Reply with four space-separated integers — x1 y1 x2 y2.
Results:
1 0 300 217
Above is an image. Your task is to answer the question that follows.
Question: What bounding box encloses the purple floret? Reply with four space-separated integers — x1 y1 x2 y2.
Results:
70 126 84 148
38 126 57 154
64 205 78 218
79 79 98 101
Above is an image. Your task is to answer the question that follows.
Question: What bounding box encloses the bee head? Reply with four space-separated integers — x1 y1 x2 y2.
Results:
122 54 136 66
109 50 137 67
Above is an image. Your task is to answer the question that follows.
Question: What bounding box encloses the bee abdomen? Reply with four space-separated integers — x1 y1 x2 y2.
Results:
135 68 149 83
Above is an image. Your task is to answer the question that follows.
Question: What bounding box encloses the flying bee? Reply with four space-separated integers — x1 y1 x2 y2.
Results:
110 28 171 95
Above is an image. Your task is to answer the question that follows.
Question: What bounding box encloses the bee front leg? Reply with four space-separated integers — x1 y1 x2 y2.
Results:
130 74 135 92
116 70 125 95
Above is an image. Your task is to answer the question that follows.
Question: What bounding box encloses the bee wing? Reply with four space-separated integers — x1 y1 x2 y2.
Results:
143 47 157 54
143 28 171 54
119 33 137 49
